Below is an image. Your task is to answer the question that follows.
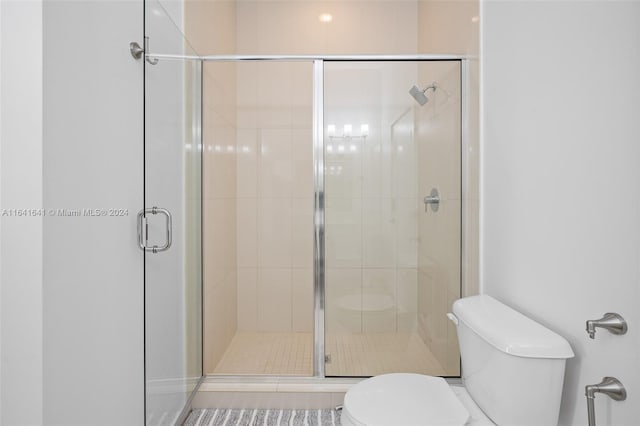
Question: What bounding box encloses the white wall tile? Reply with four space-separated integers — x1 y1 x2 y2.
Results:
205 279 237 373
205 198 237 272
325 198 362 268
291 129 313 198
362 269 397 332
397 268 418 332
290 62 314 108
256 62 291 103
204 123 237 200
237 268 258 331
236 107 259 130
258 198 292 268
258 129 292 198
326 268 362 333
292 268 314 332
391 113 418 199
236 61 259 108
325 140 363 200
362 198 396 268
234 60 314 334
258 268 292 332
291 197 313 269
361 132 390 199
236 128 258 198
396 198 418 268
237 197 258 267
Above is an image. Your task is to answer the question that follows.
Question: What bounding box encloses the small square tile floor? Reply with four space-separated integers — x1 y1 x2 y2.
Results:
211 331 449 377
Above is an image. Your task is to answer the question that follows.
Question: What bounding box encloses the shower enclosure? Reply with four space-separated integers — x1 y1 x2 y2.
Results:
323 60 462 377
142 4 466 424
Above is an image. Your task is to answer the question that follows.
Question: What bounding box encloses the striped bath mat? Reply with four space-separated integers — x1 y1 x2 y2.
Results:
184 408 341 426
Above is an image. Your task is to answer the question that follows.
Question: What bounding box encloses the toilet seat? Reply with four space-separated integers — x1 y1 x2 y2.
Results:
342 374 471 426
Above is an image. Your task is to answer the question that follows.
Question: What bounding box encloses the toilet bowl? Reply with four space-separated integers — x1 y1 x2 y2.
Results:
340 295 574 426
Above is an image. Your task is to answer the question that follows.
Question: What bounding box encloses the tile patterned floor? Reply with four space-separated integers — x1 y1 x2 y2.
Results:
212 331 446 377
213 332 314 376
325 332 446 377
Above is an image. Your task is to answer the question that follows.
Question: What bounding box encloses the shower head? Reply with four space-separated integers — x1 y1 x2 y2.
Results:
409 82 438 106
409 85 429 106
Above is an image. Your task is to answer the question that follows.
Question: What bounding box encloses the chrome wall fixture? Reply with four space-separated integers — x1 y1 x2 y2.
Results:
424 188 440 212
585 377 627 426
409 81 438 106
584 313 628 425
130 37 159 65
129 42 144 59
586 313 627 339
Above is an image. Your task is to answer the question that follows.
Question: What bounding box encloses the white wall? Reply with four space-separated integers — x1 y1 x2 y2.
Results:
1 1 147 423
481 1 640 425
42 1 144 424
0 1 43 424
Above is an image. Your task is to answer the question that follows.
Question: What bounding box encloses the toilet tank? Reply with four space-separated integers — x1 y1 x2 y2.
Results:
452 295 574 426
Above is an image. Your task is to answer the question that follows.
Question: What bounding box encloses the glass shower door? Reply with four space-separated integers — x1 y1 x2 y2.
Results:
323 60 462 377
202 60 316 377
143 2 203 424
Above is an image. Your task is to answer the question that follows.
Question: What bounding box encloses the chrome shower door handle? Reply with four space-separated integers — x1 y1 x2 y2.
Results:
137 207 172 253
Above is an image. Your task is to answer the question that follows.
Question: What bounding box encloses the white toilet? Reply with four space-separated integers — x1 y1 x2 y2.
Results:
340 295 575 426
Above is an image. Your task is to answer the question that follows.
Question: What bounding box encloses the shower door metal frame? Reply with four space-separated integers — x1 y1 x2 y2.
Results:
144 52 470 380
312 60 326 377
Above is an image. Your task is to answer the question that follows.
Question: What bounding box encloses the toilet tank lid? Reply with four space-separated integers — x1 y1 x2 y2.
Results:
452 295 575 359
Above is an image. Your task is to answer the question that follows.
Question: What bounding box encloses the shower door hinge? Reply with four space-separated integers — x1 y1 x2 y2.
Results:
325 354 332 364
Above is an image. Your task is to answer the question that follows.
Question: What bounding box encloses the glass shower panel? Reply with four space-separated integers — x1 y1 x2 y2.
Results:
324 61 461 377
144 1 202 424
203 60 315 376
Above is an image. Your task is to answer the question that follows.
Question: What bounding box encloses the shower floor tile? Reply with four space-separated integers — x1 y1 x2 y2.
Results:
211 331 446 377
213 332 314 376
325 332 446 377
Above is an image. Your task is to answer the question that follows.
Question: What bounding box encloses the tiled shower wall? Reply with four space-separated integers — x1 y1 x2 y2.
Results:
233 1 420 336
235 61 315 333
416 61 462 375
417 0 479 375
202 60 239 372
323 62 421 335
185 0 239 373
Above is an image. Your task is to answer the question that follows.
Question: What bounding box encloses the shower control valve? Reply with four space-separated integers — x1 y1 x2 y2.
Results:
423 188 440 212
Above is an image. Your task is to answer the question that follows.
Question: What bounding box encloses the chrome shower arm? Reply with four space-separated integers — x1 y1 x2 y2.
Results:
423 83 438 93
